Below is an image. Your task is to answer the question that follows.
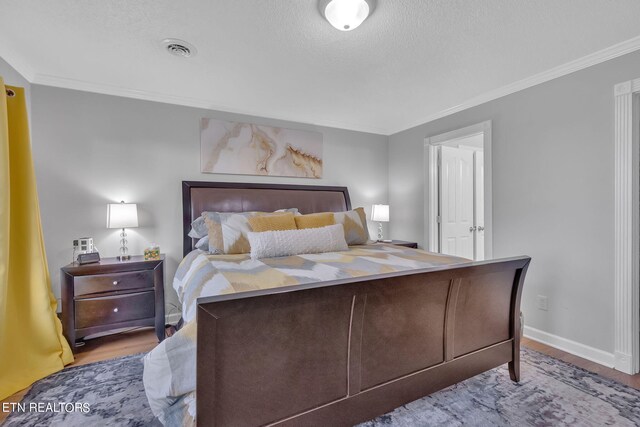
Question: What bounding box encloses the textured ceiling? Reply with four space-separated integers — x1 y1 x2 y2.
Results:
1 0 640 134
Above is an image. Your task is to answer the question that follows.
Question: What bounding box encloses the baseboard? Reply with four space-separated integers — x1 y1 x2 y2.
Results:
165 312 182 325
523 326 615 368
614 351 634 374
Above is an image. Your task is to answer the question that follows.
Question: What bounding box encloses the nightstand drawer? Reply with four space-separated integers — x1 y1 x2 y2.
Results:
61 255 165 348
75 291 155 329
74 270 153 297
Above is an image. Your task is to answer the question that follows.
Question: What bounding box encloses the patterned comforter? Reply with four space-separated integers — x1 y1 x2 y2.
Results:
143 244 467 426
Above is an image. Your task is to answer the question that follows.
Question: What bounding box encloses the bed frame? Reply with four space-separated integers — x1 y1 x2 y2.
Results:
184 181 530 427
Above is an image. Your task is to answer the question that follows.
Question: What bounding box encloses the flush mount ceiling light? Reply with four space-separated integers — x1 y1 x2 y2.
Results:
162 38 197 58
319 0 376 31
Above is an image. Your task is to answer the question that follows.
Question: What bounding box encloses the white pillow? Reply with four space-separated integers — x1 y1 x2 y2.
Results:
248 224 348 260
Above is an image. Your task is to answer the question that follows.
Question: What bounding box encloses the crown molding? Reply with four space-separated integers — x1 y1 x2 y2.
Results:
390 34 640 135
29 73 389 135
4 35 640 136
0 47 36 82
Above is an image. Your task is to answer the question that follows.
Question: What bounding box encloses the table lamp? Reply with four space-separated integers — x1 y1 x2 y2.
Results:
371 204 390 242
107 201 138 261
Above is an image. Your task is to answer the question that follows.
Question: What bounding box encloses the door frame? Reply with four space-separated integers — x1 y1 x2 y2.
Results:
424 121 493 259
613 77 640 374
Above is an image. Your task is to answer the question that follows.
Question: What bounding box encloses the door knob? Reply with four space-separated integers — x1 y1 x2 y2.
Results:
469 226 477 232
478 226 485 231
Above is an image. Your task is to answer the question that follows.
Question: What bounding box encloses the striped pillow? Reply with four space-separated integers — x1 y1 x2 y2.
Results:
334 207 371 245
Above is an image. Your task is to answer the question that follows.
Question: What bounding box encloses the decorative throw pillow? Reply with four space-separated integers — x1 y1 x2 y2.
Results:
188 217 208 239
203 208 299 254
248 212 297 232
204 211 258 254
247 224 348 260
195 236 209 251
333 207 371 245
294 212 335 230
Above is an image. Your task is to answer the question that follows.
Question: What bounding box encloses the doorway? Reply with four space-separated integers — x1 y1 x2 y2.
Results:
424 121 492 260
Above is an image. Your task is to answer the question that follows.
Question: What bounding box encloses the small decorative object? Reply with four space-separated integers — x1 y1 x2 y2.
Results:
144 244 161 260
106 201 138 261
371 204 391 242
72 237 97 263
201 118 323 178
77 252 100 265
73 237 94 254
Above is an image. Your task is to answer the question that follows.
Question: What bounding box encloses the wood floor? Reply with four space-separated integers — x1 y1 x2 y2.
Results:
522 337 640 389
1 332 639 423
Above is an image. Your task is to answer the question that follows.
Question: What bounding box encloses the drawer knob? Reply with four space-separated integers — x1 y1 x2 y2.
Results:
112 280 119 285
113 307 119 313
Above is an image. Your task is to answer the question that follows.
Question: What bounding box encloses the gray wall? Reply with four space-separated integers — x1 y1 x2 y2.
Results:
30 86 389 315
388 49 640 355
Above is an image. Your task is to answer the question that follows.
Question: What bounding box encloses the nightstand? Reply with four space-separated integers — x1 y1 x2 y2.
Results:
386 240 418 249
61 255 165 350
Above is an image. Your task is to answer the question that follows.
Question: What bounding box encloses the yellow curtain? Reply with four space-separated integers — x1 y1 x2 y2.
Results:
0 77 73 400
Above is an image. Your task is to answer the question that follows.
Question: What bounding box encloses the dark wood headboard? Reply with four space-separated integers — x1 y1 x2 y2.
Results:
182 181 352 257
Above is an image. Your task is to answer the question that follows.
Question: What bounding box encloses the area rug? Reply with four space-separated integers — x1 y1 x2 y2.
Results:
2 353 157 427
3 348 640 426
358 349 640 427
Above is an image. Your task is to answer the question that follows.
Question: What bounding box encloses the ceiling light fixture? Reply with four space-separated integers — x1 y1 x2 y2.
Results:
162 38 197 58
319 0 376 32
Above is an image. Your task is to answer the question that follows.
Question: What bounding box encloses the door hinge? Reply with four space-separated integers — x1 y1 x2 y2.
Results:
436 216 441 223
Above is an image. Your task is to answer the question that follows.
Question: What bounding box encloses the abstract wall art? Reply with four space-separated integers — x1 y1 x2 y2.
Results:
200 118 323 178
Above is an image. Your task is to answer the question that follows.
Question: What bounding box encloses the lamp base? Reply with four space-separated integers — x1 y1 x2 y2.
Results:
117 228 131 261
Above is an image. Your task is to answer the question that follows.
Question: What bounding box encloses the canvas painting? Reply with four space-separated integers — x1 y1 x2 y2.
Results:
200 118 323 178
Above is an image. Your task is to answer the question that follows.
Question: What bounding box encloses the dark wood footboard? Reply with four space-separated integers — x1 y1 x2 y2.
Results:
196 256 530 426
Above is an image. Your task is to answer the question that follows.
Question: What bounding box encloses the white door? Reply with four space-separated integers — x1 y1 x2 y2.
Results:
474 151 485 260
439 146 474 259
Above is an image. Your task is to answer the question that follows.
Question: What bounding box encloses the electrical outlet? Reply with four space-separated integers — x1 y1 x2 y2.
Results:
536 295 548 311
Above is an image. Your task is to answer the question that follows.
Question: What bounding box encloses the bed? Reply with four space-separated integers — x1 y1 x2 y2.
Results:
144 181 530 426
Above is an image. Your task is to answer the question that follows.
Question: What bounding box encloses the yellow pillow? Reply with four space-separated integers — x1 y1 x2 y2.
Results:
248 212 297 232
295 212 335 230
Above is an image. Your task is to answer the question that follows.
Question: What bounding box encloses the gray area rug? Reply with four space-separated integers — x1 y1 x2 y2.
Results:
359 348 640 427
3 348 640 426
2 353 157 427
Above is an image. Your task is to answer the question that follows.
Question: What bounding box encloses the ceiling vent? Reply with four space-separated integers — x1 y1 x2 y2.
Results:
162 39 196 58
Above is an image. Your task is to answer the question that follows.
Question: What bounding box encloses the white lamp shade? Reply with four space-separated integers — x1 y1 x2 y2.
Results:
107 203 138 229
324 0 370 31
371 204 389 222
